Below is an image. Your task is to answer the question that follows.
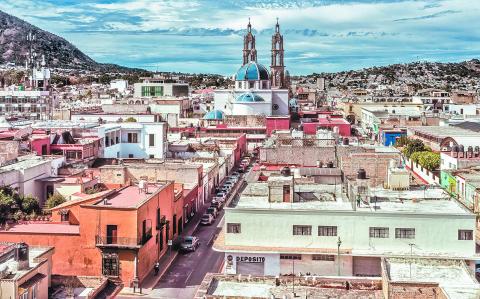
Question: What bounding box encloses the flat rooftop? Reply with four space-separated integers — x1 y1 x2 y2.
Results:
235 182 471 215
386 257 480 299
198 274 382 299
95 184 162 208
0 156 51 174
0 223 80 235
410 126 480 138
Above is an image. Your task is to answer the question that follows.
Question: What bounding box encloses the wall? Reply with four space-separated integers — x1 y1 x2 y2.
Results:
265 117 290 136
404 157 440 185
0 140 19 165
224 208 476 258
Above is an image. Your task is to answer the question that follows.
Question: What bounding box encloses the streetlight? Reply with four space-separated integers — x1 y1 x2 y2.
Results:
337 237 342 276
408 243 415 279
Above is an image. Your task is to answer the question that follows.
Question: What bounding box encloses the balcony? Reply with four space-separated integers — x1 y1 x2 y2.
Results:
95 235 143 249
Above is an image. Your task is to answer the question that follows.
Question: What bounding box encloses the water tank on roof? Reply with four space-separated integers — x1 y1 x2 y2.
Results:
343 138 349 145
475 146 480 152
452 145 459 152
468 146 473 152
327 161 334 168
357 168 367 180
14 243 29 271
459 145 465 152
280 166 291 176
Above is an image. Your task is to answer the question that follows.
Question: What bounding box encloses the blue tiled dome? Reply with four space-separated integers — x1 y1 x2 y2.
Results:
236 62 269 81
203 110 224 120
236 92 265 102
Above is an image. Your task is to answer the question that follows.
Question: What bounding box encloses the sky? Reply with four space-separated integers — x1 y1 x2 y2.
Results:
0 0 479 75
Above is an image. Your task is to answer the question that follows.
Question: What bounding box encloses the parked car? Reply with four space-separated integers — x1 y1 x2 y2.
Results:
207 206 219 218
200 213 215 225
224 180 235 187
211 201 223 210
230 172 240 178
180 236 200 252
220 186 231 193
216 192 227 199
213 196 225 203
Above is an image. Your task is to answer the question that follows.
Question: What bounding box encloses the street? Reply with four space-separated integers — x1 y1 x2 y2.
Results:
147 213 224 299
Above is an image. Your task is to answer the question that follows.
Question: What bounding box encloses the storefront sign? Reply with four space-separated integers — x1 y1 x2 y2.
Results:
236 256 265 263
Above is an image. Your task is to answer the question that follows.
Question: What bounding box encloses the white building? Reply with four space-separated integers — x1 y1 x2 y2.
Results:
109 79 129 94
215 173 477 277
97 122 167 159
133 78 189 98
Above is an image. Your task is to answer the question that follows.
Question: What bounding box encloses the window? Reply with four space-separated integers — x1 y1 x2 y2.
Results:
318 226 337 236
60 212 69 222
128 154 134 158
102 253 119 276
127 133 138 143
280 254 301 260
142 219 152 244
293 225 312 236
458 230 473 240
395 228 415 239
227 223 241 233
19 292 28 299
312 255 335 261
32 283 37 299
149 134 155 147
149 154 155 159
369 227 389 238
141 86 164 97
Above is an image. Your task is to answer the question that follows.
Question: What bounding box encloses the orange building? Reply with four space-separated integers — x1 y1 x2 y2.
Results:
0 182 179 287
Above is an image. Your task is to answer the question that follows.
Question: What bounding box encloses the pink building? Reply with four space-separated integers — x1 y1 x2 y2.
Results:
266 116 290 136
303 118 351 136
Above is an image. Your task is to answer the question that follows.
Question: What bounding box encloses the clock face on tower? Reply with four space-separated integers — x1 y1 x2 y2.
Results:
273 104 279 110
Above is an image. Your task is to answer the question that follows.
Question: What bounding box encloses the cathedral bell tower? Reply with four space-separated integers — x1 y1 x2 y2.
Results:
243 18 257 65
270 18 285 89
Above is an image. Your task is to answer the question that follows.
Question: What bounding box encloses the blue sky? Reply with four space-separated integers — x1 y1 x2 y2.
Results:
1 0 479 75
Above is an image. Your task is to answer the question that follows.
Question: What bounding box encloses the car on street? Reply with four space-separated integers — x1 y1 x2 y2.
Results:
224 180 235 187
200 213 215 225
179 236 200 252
211 201 223 210
213 196 225 204
207 206 219 218
230 172 240 178
216 191 227 199
220 186 231 193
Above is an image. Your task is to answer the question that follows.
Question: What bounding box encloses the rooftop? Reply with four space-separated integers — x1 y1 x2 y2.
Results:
0 155 52 174
386 257 480 299
95 184 163 208
0 223 80 235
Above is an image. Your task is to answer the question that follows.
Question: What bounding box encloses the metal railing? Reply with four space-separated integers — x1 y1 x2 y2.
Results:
95 235 143 247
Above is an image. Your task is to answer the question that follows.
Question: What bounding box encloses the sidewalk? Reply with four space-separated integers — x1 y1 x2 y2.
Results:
118 201 210 296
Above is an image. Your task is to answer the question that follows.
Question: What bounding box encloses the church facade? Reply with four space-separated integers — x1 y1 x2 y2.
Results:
212 20 290 117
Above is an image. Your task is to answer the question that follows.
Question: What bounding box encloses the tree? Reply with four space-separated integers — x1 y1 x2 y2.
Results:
0 191 15 224
402 139 427 158
46 193 66 209
417 152 440 171
125 117 137 122
20 195 41 215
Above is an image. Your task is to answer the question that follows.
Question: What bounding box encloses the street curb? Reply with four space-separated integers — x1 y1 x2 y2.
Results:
147 210 204 291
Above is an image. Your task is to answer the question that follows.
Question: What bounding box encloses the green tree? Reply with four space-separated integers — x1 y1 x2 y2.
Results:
125 117 137 122
417 152 440 171
0 191 15 224
20 195 41 215
46 193 66 209
402 139 427 158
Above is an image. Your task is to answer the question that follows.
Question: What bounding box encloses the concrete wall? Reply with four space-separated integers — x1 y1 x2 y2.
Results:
224 208 476 259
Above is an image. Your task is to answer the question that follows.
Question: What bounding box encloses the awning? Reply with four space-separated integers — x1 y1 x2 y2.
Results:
18 273 46 292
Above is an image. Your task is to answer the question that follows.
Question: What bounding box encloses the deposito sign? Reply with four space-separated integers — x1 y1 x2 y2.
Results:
236 256 265 263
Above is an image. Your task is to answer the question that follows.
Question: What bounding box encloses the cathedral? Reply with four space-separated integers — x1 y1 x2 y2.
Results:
209 19 290 119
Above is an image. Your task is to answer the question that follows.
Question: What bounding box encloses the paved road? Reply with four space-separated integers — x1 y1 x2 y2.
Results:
146 211 224 299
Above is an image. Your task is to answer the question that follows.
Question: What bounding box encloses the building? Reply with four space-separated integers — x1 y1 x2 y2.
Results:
133 76 189 98
98 122 167 159
213 20 289 117
214 170 477 277
109 79 129 94
0 182 178 287
0 243 54 299
407 126 480 152
0 90 52 120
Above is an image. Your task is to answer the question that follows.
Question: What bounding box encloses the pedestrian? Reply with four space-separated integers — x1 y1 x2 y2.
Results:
154 261 160 276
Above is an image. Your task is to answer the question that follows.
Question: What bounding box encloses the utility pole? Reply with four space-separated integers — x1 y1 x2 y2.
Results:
408 243 415 279
292 257 296 297
337 237 342 276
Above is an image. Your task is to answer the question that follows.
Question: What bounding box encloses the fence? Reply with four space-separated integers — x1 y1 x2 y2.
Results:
404 157 440 185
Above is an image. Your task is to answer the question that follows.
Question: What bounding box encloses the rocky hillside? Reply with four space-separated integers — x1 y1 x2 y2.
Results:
0 10 139 72
300 59 480 91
